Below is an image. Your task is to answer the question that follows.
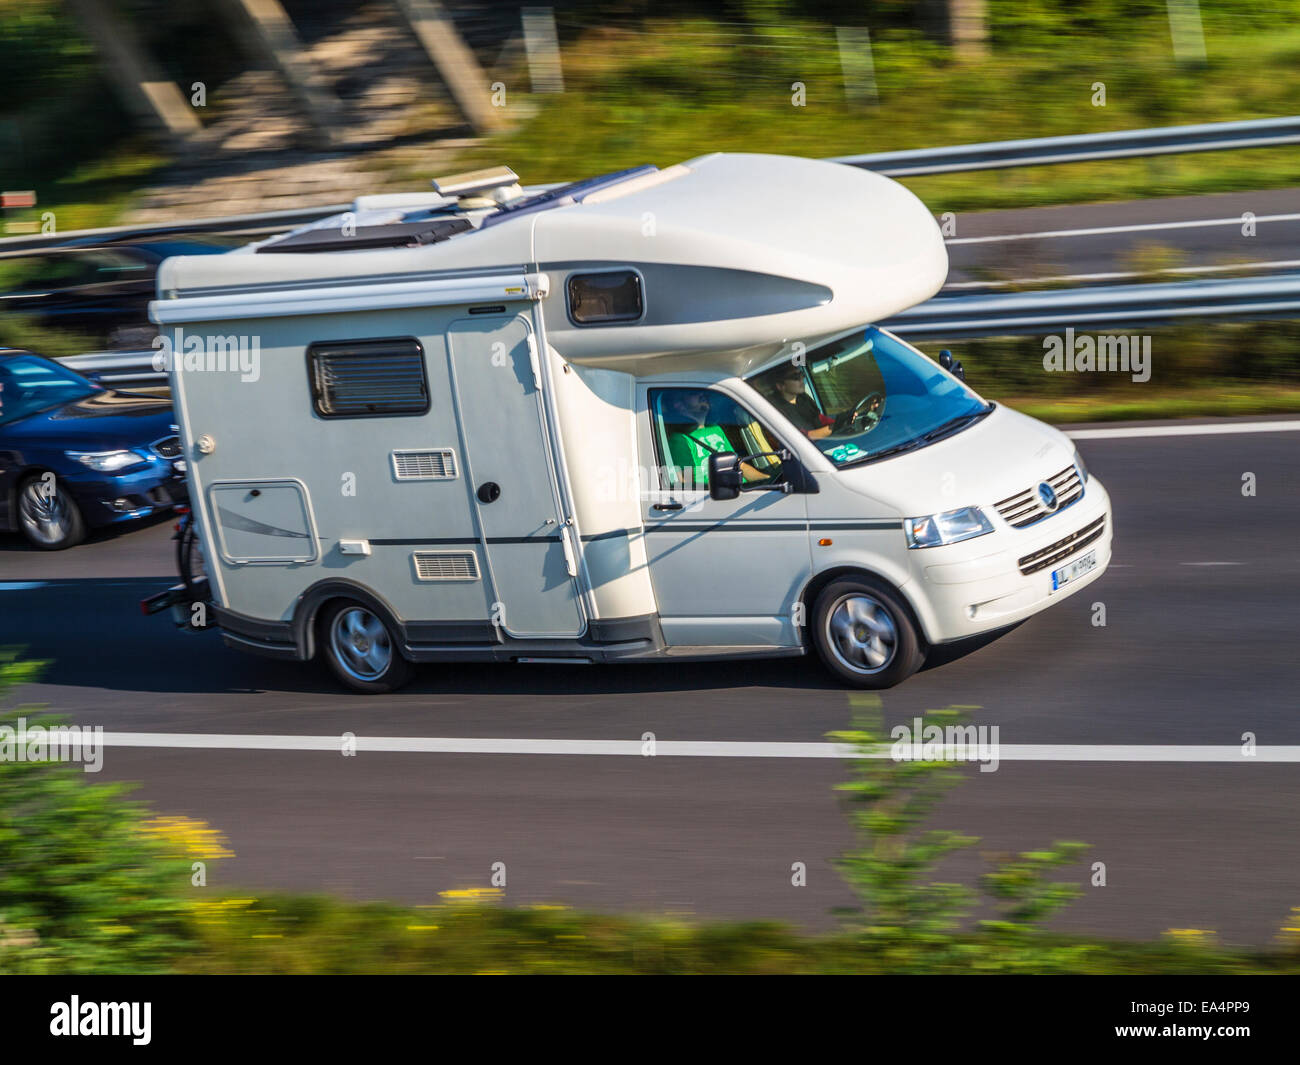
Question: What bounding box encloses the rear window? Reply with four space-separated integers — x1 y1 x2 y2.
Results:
307 337 429 418
566 270 643 325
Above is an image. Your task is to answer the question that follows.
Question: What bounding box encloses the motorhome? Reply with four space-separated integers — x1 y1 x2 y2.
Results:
143 153 1112 692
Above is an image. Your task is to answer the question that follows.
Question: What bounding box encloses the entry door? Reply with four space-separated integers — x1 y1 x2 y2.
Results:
640 385 812 648
447 315 584 637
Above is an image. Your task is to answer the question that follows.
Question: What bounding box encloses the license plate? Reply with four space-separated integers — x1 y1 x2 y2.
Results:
1051 549 1097 592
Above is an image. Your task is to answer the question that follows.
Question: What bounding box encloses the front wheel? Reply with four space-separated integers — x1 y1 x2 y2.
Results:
319 600 414 694
810 576 924 689
17 473 86 550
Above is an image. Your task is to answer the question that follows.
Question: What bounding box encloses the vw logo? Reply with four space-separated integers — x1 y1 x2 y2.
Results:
1037 481 1059 512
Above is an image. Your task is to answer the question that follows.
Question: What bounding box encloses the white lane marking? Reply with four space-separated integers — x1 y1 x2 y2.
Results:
946 212 1300 245
1068 420 1300 440
944 258 1300 289
0 581 46 590
94 732 1300 762
1181 561 1243 566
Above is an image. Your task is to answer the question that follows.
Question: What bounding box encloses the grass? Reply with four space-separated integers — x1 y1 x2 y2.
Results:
441 16 1300 212
1002 383 1300 424
166 893 1300 975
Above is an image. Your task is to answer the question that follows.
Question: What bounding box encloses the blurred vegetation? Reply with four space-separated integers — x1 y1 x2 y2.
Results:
5 653 1300 974
928 318 1300 422
4 1 1300 225
447 1 1300 211
0 650 204 973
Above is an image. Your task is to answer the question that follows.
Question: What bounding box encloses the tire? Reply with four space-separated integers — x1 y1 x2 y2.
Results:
16 473 87 550
318 599 414 694
810 576 924 689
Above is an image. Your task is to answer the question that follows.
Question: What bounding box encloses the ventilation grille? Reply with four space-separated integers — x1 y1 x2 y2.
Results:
413 550 480 581
1018 516 1106 575
993 464 1085 529
392 449 457 480
309 338 428 418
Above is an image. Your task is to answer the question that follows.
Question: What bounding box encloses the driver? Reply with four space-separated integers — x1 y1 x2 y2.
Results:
772 366 834 439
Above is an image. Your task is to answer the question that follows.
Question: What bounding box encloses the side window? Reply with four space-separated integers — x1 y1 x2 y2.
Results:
567 269 643 325
307 337 429 418
649 387 786 491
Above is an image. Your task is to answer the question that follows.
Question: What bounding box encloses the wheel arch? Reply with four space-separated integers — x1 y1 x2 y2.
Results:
799 565 932 649
291 579 407 661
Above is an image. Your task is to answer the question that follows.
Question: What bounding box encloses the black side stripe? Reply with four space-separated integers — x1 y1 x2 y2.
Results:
645 521 902 533
370 535 563 546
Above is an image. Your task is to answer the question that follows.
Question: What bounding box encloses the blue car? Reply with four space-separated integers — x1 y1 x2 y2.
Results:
0 348 187 549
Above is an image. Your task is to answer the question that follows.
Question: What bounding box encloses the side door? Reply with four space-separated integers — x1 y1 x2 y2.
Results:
639 384 812 648
447 314 584 638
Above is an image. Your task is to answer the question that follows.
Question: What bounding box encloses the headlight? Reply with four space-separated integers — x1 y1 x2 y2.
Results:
904 506 994 549
65 449 149 473
1073 449 1089 483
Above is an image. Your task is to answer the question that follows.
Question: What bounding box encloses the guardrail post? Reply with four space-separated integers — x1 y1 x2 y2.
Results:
64 0 203 151
393 0 502 134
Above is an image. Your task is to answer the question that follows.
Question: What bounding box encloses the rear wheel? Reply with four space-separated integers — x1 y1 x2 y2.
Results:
811 576 924 689
17 474 86 550
319 599 414 694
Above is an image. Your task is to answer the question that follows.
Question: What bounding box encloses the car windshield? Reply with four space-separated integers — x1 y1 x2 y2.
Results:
0 354 99 426
749 326 990 467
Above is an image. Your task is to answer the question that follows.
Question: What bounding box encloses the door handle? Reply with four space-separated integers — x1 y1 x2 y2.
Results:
652 502 683 511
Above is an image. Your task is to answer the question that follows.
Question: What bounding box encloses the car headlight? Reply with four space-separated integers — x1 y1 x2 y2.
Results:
65 449 149 473
904 506 994 549
1073 449 1089 483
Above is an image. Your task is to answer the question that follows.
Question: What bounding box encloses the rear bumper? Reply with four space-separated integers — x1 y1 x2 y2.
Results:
909 479 1113 643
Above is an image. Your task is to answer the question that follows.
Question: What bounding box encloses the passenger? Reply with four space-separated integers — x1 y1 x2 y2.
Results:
662 390 765 489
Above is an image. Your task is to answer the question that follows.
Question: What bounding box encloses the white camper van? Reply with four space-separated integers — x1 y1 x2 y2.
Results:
143 154 1111 692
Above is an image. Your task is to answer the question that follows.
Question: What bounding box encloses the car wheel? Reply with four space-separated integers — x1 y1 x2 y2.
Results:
811 576 924 689
319 599 414 694
16 473 87 550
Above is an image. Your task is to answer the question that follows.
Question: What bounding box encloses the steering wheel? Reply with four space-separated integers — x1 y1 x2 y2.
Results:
835 391 885 433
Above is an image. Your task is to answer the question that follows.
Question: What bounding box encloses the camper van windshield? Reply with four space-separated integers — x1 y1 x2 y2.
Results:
750 327 990 468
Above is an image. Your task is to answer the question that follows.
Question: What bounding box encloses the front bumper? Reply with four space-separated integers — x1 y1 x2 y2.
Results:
66 459 188 528
908 478 1113 643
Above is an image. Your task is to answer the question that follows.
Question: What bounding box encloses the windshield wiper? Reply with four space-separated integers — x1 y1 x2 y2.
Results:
836 404 993 469
920 405 993 444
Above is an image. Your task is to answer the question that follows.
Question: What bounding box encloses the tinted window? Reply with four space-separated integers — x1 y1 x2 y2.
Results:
0 354 98 425
308 338 429 418
567 270 643 325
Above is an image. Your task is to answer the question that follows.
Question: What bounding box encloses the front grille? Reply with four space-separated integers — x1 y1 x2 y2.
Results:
993 464 1084 528
1018 516 1106 575
392 448 457 480
152 435 182 459
412 550 479 581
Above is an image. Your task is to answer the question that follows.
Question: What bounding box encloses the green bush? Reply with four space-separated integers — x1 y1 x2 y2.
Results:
0 651 201 974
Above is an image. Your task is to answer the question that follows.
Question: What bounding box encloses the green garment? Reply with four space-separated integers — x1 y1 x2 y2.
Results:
667 424 732 487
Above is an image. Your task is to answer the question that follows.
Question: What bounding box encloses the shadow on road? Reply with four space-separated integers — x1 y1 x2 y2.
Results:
2 575 1023 699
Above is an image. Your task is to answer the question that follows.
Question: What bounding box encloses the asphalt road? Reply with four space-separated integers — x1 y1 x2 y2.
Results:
2 417 1298 944
944 187 1300 288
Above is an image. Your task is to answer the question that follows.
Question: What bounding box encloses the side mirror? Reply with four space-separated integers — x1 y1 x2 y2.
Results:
939 349 965 381
707 452 743 501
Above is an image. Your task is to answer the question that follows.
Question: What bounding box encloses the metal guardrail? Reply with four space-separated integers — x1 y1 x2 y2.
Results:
832 115 1300 177
0 204 351 256
882 272 1300 339
4 115 1298 252
55 273 1300 385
